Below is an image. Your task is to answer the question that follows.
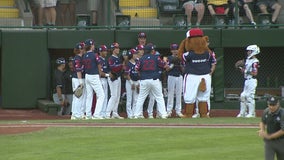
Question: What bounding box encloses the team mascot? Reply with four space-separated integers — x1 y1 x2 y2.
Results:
178 28 216 118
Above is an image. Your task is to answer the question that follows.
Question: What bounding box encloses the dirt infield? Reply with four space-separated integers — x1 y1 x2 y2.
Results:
0 108 262 135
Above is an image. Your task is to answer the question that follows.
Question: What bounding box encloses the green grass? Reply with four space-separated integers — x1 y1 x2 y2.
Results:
0 118 264 160
0 117 261 125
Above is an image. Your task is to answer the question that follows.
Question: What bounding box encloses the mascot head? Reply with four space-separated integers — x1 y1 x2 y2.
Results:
178 28 210 59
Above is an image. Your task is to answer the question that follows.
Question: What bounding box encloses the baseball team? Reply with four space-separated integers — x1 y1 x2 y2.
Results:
52 28 267 120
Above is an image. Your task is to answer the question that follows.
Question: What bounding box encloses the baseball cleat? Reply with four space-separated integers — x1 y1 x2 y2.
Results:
91 116 104 120
245 114 255 118
192 113 200 118
236 113 246 118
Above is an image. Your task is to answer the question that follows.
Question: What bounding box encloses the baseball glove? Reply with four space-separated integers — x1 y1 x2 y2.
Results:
235 59 245 69
74 84 83 98
110 72 118 81
171 56 181 66
199 78 206 92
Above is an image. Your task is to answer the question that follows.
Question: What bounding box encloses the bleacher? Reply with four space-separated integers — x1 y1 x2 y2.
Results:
0 0 32 27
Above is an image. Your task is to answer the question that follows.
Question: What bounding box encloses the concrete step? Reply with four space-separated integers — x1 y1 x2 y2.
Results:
119 0 150 7
121 7 157 18
0 18 23 26
0 7 19 18
0 0 15 7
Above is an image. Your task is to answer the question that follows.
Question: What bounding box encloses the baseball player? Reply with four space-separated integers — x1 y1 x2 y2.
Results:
53 57 67 116
182 28 216 118
98 45 110 118
136 44 144 58
105 42 124 119
82 39 105 120
146 43 164 118
166 43 184 118
71 42 86 120
133 44 169 119
125 49 140 119
236 44 260 118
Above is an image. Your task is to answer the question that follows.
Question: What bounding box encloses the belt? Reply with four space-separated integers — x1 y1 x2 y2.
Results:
245 77 256 80
169 74 181 77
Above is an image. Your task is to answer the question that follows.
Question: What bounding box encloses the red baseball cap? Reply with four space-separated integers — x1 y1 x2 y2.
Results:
186 28 204 38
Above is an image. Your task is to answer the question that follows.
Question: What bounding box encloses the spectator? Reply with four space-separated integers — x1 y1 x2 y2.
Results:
181 0 205 27
29 0 44 27
229 0 256 26
207 0 230 25
58 0 76 26
52 57 67 116
256 0 282 25
88 0 100 26
43 0 57 27
133 44 170 119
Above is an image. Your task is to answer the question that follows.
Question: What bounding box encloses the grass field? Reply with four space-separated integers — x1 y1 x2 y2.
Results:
0 118 264 160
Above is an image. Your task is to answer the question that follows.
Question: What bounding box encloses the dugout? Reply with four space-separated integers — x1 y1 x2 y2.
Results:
0 29 284 109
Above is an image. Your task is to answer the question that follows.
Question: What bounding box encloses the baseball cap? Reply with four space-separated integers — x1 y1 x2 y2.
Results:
110 42 120 49
56 57 66 64
136 45 144 50
186 28 204 38
84 39 95 46
99 45 108 52
170 43 179 50
144 43 155 51
138 32 146 38
129 48 138 55
74 42 85 49
267 96 279 106
68 56 74 61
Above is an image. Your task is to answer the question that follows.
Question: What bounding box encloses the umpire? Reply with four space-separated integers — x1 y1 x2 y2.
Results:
258 96 284 160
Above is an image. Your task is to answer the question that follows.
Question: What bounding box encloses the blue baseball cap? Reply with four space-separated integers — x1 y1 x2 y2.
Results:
84 39 95 46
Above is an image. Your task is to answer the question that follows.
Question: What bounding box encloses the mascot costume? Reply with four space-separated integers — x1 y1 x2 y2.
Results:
178 28 216 118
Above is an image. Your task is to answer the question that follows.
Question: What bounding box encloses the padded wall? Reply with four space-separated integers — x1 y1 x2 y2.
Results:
1 31 49 108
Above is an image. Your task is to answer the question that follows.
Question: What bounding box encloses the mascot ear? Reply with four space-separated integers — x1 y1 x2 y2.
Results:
178 39 186 59
203 36 209 43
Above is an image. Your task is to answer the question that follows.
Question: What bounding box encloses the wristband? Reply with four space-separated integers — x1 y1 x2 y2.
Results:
105 73 109 77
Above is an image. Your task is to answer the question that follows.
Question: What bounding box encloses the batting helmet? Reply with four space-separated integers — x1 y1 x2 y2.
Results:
246 44 260 59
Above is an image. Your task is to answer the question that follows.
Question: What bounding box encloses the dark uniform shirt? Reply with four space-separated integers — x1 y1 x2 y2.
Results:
135 53 165 80
53 69 65 94
72 55 85 78
167 55 183 77
262 107 284 139
183 51 216 75
64 69 73 94
82 51 100 75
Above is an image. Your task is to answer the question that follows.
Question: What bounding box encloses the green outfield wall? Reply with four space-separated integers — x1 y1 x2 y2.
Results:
1 29 283 109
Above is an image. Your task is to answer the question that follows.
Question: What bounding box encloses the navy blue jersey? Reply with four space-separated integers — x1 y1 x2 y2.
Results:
167 55 183 76
99 56 110 74
72 55 85 78
136 54 166 80
82 51 100 75
183 51 216 75
108 55 123 77
125 61 140 81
